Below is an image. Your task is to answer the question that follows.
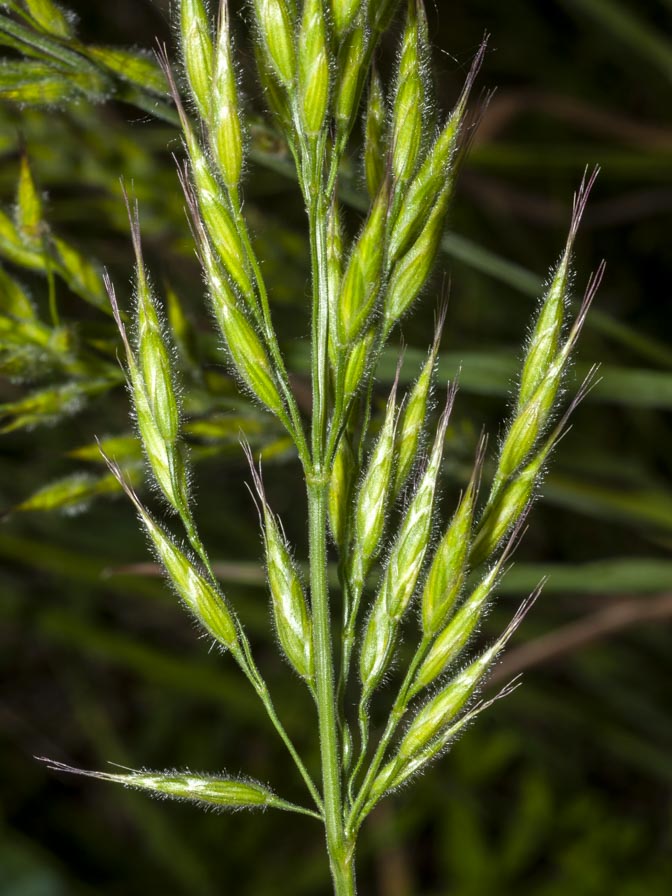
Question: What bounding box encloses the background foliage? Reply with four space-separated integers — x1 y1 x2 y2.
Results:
1 0 671 893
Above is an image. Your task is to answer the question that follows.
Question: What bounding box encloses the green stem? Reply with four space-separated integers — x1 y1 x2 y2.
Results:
308 481 356 895
234 640 325 815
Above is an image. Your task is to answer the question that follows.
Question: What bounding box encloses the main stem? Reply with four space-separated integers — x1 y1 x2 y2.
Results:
308 483 356 895
305 141 356 893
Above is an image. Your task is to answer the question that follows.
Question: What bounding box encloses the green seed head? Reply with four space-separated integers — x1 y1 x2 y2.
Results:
46 763 282 811
118 479 238 648
24 0 74 38
331 0 361 39
401 594 537 761
351 374 400 586
359 591 396 700
343 329 375 401
384 387 455 621
15 153 44 249
392 312 443 497
125 200 180 448
517 170 597 409
388 42 483 262
497 363 563 482
414 558 501 694
364 69 386 200
472 449 546 566
211 0 244 189
137 325 179 447
180 0 214 119
189 147 254 300
337 181 389 345
421 437 484 635
328 430 355 548
298 0 330 137
254 0 296 88
334 20 367 139
107 270 187 516
391 0 427 185
264 507 314 681
384 185 451 330
207 257 285 417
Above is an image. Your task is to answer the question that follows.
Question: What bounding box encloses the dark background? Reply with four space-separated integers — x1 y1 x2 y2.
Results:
1 1 671 893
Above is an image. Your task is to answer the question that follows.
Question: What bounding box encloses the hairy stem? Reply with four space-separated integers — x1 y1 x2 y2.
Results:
308 481 356 894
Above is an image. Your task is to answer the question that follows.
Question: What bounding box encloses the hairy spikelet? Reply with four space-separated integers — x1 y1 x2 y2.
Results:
350 372 400 588
210 1 244 189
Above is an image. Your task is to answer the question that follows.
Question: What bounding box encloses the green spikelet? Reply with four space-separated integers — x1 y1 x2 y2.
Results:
390 0 428 186
364 69 386 200
399 595 537 761
298 0 330 137
421 436 485 636
334 17 367 141
253 0 296 88
329 430 355 548
337 182 389 344
180 0 214 118
350 372 400 588
331 0 361 39
384 387 455 621
247 455 314 683
210 0 244 189
392 310 444 497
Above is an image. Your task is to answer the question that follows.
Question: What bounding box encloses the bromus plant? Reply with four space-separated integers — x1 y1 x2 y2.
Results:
36 0 603 892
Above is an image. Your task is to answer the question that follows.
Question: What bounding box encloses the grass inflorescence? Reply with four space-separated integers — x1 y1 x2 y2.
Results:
32 1 602 892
